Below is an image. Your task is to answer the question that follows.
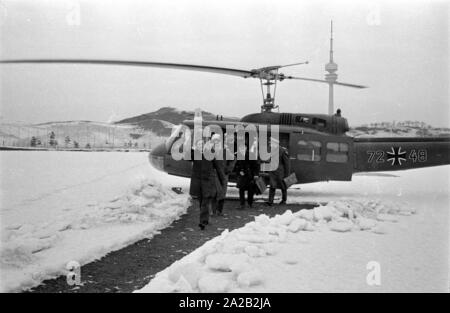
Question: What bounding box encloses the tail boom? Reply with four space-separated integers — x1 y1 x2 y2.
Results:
353 137 450 172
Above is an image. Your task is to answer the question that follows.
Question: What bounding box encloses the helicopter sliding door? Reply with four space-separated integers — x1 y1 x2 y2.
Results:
289 132 324 183
289 132 353 183
321 136 353 181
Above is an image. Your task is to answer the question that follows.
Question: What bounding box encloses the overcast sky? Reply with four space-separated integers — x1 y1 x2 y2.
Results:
0 0 448 127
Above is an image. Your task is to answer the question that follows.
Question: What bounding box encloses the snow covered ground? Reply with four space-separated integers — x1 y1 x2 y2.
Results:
0 151 190 292
138 166 450 293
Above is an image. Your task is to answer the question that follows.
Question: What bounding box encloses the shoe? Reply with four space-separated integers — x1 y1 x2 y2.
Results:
265 202 273 206
279 201 286 205
198 223 205 230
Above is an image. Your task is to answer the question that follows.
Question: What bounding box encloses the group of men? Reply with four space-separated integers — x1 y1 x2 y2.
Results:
189 134 290 230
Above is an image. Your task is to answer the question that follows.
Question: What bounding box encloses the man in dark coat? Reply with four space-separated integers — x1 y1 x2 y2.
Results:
210 134 229 216
234 144 260 210
214 133 239 215
267 138 290 206
216 155 236 214
189 139 225 230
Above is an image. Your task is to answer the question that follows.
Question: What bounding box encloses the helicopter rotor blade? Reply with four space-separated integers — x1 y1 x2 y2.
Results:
0 59 367 88
0 59 255 78
287 76 367 88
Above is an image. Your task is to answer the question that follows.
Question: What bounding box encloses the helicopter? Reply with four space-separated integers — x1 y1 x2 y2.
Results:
146 61 450 184
1 25 449 186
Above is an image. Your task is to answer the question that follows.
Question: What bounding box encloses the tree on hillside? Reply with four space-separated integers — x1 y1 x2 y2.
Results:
49 131 57 147
65 136 71 147
30 136 37 147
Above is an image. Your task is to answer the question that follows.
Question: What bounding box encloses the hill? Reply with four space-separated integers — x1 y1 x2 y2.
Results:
115 107 238 136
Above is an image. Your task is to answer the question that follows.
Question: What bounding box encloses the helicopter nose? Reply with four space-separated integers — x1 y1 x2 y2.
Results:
149 142 167 171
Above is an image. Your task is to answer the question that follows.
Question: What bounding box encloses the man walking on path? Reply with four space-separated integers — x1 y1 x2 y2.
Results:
214 133 237 215
267 137 290 206
235 141 260 210
189 138 225 230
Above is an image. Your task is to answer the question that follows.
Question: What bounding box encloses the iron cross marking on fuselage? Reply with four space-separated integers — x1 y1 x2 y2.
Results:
386 147 407 166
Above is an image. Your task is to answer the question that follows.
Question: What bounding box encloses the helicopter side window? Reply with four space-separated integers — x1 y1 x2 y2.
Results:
312 118 327 128
326 142 349 163
297 140 321 162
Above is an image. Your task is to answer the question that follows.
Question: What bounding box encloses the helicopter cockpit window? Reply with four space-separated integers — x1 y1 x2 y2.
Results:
165 125 190 153
295 116 310 124
326 142 349 163
297 140 321 162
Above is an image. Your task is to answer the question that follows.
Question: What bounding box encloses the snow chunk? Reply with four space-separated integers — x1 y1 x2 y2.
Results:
244 245 266 257
236 233 273 244
237 270 264 288
198 273 232 293
173 276 194 292
287 218 308 233
229 261 253 275
295 209 314 221
254 214 271 227
329 218 354 232
313 206 338 222
357 217 378 231
270 210 295 226
205 253 249 272
168 262 203 289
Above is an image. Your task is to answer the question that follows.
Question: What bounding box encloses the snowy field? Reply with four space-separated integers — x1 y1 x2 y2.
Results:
138 166 450 293
0 151 190 292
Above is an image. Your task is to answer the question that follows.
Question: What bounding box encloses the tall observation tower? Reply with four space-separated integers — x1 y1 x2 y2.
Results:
325 21 338 115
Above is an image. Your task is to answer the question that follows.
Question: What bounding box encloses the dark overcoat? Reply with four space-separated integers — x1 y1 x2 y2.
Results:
269 147 290 189
235 155 260 190
216 158 237 200
189 153 225 199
